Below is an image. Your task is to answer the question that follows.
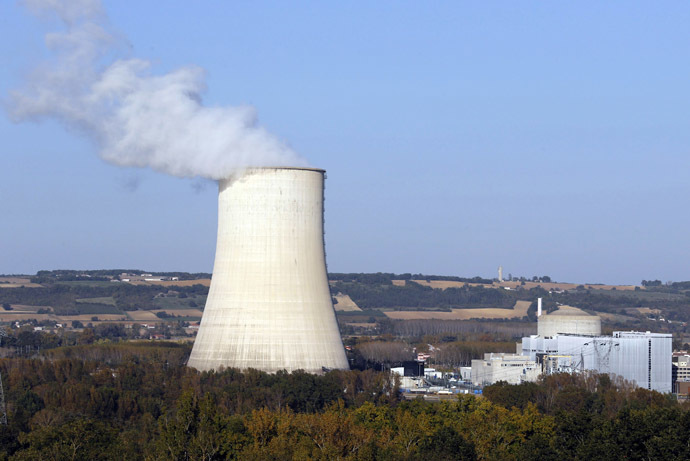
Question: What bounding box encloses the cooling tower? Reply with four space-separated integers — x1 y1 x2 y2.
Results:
187 167 349 373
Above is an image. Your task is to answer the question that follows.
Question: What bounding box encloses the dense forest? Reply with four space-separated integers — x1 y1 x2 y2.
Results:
1 341 689 460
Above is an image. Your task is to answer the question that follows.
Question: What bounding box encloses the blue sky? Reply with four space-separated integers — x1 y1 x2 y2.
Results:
1 1 689 284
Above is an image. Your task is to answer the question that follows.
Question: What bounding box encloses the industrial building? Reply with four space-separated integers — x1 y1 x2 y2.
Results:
673 353 690 397
470 301 672 392
471 353 540 386
521 331 672 393
471 352 541 386
187 167 349 374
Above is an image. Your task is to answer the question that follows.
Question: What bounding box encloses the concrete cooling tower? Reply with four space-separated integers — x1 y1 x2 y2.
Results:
187 167 349 373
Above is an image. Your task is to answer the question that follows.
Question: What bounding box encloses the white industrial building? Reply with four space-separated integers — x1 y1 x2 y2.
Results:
469 301 672 392
521 331 672 393
672 353 690 383
471 353 541 386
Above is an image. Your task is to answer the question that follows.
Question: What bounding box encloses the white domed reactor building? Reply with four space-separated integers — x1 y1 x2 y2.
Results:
187 167 349 373
537 305 601 338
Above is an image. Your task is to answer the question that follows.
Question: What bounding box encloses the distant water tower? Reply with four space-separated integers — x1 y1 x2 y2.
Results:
498 266 503 282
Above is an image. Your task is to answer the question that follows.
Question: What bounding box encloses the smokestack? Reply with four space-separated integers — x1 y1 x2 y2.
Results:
537 297 542 317
187 167 349 373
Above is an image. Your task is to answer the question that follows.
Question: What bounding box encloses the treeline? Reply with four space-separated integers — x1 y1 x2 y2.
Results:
0 283 209 314
30 270 212 283
332 281 516 310
0 343 398 460
329 273 493 284
1 344 689 460
0 324 188 352
385 319 537 339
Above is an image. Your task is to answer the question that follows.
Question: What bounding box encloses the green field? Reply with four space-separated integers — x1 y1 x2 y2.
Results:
152 295 207 310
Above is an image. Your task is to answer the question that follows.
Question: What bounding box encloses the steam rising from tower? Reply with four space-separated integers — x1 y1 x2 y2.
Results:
8 0 305 179
187 168 349 373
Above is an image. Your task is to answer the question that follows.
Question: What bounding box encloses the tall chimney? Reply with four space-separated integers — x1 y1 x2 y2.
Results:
537 297 542 317
187 167 349 373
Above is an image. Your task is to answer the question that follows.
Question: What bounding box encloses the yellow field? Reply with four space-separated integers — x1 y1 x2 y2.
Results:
2 304 48 313
0 313 56 322
333 294 362 312
126 311 161 321
0 277 44 288
384 300 531 320
634 307 661 315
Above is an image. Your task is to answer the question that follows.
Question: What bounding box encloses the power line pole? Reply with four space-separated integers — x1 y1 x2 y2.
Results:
0 327 7 425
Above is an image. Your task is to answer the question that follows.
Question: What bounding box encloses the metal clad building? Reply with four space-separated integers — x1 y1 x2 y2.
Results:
522 331 672 393
187 167 349 373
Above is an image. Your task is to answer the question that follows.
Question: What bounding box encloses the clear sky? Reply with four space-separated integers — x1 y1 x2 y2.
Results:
1 1 689 285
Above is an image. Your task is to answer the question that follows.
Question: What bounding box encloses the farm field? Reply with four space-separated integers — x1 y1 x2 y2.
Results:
0 302 200 324
0 304 52 322
632 307 662 315
150 308 203 318
125 311 161 322
61 314 128 322
333 293 361 312
0 312 56 322
384 300 531 320
0 277 44 288
152 295 206 310
598 312 639 323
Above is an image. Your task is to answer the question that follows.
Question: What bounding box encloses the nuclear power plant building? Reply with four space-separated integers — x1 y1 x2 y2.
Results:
521 331 672 393
520 305 671 393
472 303 672 392
187 167 349 374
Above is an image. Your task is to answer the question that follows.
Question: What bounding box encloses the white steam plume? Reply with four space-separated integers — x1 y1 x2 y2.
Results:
8 0 306 179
